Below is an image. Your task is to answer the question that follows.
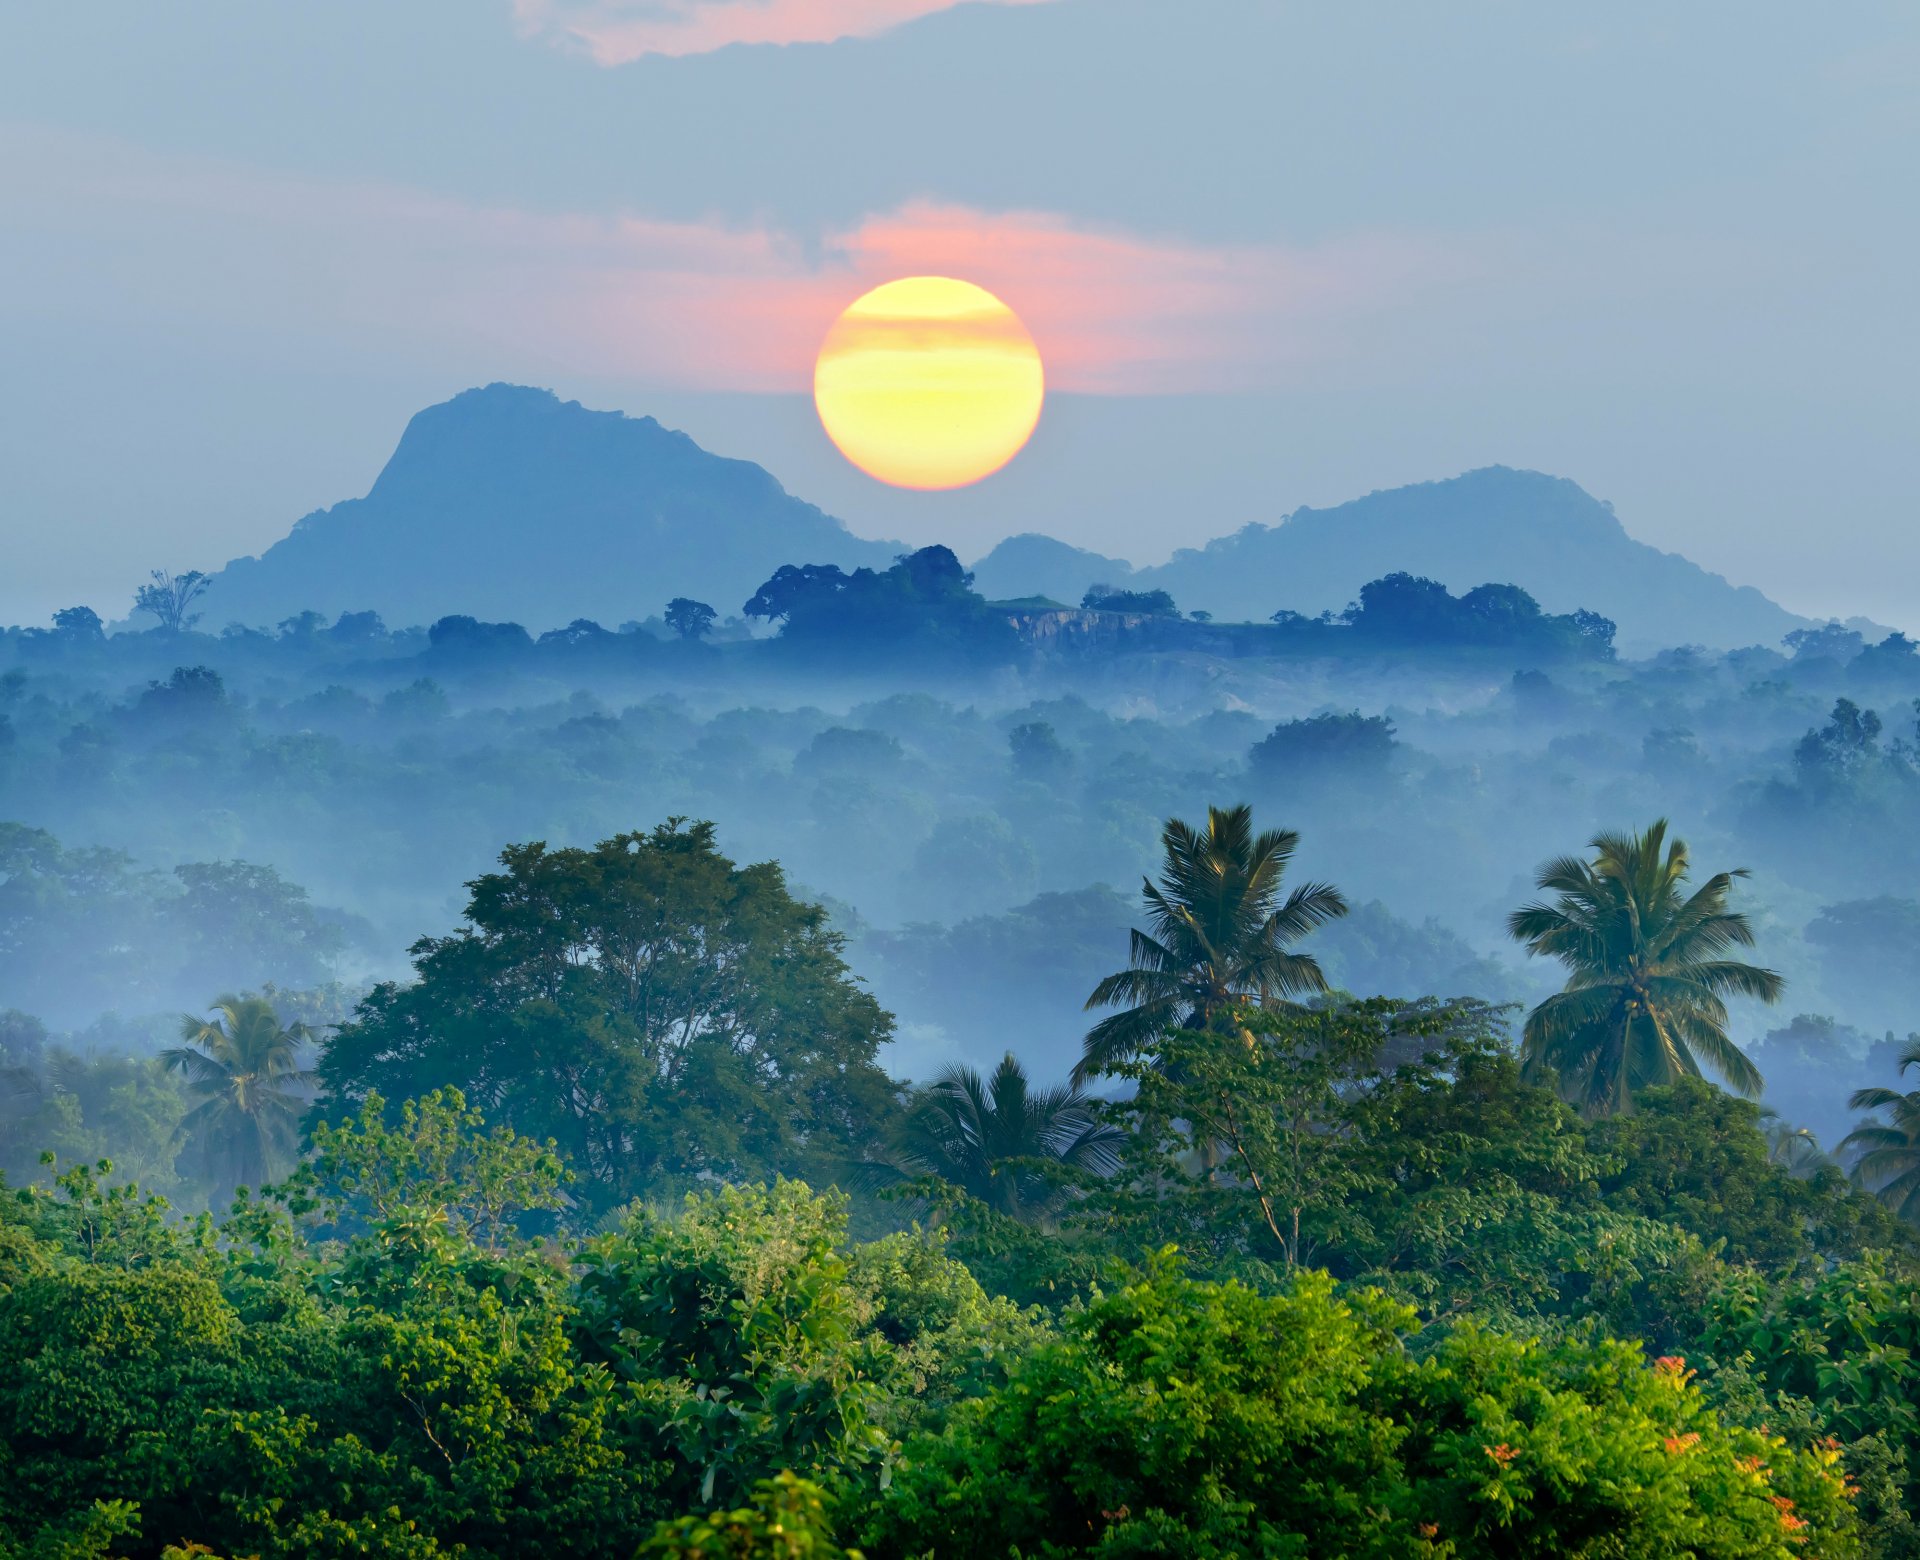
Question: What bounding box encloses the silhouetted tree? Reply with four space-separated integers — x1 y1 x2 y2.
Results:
133 569 210 633
50 606 104 642
1081 586 1178 615
664 598 718 640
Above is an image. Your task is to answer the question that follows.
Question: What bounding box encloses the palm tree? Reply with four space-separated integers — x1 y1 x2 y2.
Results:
1840 1039 1920 1220
872 1053 1121 1225
1507 820 1780 1116
1760 1111 1829 1178
164 994 316 1197
1078 803 1347 1083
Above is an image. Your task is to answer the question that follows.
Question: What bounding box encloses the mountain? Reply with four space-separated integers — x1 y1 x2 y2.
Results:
968 533 1136 607
1118 468 1808 651
201 384 903 631
206 392 1809 653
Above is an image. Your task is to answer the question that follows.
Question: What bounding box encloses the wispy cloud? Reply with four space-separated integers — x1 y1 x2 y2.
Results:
511 0 1059 63
0 124 1482 397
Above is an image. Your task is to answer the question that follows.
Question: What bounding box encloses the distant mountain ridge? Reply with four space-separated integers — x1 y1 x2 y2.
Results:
203 384 904 630
202 385 1811 651
971 467 1810 651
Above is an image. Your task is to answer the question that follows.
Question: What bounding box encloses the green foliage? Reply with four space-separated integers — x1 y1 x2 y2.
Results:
166 994 315 1201
1080 802 1348 1081
574 1180 896 1509
319 820 898 1212
872 1254 1854 1558
0 1051 189 1199
639 1474 861 1558
1510 820 1783 1114
1843 1039 1920 1220
1090 1000 1731 1341
845 1226 1050 1435
300 1087 570 1248
865 1052 1119 1225
1592 1079 1906 1270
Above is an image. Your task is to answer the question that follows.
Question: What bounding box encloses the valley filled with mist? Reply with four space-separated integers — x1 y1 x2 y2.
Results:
5 396 1918 1168
8 390 1920 1557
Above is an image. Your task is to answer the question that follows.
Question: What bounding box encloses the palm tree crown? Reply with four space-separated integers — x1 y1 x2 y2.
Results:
1840 1039 1920 1220
1079 803 1347 1083
1508 820 1780 1116
884 1052 1121 1224
164 993 316 1197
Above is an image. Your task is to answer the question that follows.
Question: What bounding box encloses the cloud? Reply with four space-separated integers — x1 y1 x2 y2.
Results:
0 123 1481 398
511 0 1060 63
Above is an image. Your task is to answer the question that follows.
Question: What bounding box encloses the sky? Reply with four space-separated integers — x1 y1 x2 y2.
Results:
1 1 1916 628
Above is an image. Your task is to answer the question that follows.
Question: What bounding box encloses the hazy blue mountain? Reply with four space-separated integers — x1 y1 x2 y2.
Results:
202 384 904 631
204 394 1807 653
1125 467 1808 650
968 533 1137 607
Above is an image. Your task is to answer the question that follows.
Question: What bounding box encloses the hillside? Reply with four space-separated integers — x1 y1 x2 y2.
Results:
1124 468 1808 651
203 394 1808 653
969 533 1136 607
201 384 903 631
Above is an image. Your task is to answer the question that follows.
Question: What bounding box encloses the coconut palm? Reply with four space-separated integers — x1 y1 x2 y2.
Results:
872 1052 1121 1225
1760 1111 1829 1178
1840 1039 1920 1220
164 994 316 1197
1078 803 1347 1083
1507 820 1779 1116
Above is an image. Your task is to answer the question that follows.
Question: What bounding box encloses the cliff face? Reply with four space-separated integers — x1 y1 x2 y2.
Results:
202 384 903 631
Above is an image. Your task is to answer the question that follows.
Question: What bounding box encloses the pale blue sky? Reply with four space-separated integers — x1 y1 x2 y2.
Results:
1 1 1915 627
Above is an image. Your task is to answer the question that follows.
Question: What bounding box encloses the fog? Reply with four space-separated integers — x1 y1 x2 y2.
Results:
5 562 1918 1187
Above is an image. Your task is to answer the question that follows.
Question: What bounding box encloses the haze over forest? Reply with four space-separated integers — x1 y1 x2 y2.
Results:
7 5 1920 1557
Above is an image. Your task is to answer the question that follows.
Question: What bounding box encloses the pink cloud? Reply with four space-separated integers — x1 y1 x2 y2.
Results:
511 0 1059 63
0 124 1482 397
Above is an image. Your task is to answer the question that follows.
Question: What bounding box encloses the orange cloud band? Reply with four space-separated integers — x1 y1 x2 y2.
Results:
0 125 1478 397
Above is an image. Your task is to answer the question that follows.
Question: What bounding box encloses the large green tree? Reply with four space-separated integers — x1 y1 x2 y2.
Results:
318 821 897 1210
164 994 314 1199
1508 820 1780 1115
1078 803 1346 1082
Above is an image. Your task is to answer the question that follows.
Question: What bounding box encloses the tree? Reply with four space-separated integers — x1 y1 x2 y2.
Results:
1078 803 1347 1082
870 1053 1119 1225
50 606 104 643
163 995 315 1198
170 859 353 994
1007 720 1070 780
1508 820 1780 1115
318 820 897 1209
1247 711 1397 784
1112 1007 1387 1272
1590 1078 1901 1270
1796 697 1884 781
132 569 210 633
1841 1038 1920 1221
870 1255 1858 1559
1080 585 1177 615
744 548 1016 665
664 597 718 641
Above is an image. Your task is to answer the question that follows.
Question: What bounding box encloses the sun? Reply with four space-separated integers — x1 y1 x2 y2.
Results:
813 276 1045 490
